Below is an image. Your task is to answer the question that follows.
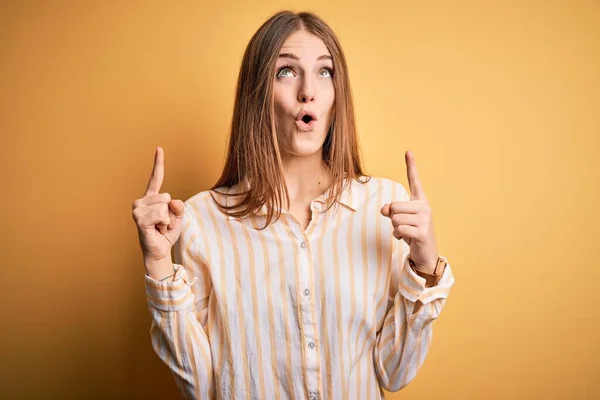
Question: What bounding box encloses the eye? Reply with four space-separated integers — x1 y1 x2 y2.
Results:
319 67 334 78
276 65 335 79
276 65 295 78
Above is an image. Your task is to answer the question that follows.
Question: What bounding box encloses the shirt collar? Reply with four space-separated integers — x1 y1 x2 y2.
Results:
220 177 361 221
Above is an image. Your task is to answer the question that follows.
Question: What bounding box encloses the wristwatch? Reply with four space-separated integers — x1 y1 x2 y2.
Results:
407 254 447 286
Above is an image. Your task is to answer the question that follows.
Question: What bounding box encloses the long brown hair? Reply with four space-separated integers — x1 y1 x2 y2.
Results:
211 10 369 228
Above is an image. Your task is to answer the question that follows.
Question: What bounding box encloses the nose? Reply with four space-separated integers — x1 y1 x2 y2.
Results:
298 76 315 103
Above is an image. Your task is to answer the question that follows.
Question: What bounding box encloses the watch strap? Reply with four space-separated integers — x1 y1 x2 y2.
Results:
408 255 447 286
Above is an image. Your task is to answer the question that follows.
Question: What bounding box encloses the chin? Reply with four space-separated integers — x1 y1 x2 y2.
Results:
283 135 326 157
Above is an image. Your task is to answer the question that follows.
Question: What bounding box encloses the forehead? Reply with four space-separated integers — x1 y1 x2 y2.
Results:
279 30 330 58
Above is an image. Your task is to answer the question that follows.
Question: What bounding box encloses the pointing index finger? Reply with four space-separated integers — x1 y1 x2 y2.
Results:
145 147 164 196
406 150 426 201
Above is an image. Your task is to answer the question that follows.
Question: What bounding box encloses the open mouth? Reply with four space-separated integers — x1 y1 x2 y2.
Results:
301 115 313 124
296 110 317 131
296 116 315 131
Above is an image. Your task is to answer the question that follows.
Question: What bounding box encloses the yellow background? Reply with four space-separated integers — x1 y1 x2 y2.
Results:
1 1 598 399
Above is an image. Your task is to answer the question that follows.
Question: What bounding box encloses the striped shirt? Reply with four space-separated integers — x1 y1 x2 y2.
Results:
144 176 455 400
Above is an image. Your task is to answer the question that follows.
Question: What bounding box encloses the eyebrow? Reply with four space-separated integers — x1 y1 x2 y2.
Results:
278 53 332 61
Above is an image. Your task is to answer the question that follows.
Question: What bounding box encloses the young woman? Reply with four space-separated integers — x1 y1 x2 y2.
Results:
132 10 454 400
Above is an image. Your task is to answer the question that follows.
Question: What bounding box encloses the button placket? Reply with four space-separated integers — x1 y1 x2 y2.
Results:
295 233 319 396
287 201 324 400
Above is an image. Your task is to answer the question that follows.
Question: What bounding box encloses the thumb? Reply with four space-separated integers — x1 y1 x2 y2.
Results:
380 203 391 217
167 199 185 229
170 199 185 217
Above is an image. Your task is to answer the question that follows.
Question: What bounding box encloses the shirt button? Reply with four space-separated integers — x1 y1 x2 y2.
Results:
304 288 310 296
300 241 306 249
308 342 315 349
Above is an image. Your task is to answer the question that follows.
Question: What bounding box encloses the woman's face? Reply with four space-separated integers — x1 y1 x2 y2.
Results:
273 29 335 158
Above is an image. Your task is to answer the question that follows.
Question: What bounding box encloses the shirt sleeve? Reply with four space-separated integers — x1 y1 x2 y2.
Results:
372 227 455 392
144 201 215 399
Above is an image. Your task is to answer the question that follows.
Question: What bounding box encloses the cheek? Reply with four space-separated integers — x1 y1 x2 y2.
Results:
322 84 335 113
273 89 292 120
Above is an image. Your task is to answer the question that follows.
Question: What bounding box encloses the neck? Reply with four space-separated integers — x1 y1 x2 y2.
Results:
280 150 331 204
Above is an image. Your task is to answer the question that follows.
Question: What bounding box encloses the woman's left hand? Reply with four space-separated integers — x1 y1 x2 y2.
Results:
380 151 438 274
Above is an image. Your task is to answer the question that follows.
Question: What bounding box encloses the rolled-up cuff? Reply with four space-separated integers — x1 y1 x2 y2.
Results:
144 264 198 311
398 254 454 304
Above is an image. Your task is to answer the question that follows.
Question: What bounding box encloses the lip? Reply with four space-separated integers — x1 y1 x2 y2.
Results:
296 110 318 122
295 109 318 131
295 119 316 131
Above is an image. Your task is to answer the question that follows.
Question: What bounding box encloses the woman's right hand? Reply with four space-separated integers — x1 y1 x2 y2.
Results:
132 147 185 273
